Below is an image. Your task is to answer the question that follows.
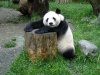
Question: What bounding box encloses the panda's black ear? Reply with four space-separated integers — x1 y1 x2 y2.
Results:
56 8 61 14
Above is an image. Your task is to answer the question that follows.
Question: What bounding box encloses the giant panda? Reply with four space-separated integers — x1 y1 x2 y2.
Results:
24 9 75 59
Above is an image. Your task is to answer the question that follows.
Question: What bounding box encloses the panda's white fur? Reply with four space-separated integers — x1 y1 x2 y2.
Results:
57 27 75 54
43 10 75 59
24 9 75 59
43 11 64 27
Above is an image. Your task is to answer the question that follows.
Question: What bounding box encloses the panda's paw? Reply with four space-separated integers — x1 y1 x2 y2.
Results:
62 49 76 60
35 30 46 34
24 28 33 32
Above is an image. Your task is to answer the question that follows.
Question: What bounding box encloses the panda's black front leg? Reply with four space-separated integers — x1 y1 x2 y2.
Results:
24 19 44 32
35 26 50 34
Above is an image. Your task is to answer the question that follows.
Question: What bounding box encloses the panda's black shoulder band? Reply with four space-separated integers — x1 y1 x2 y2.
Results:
56 8 61 14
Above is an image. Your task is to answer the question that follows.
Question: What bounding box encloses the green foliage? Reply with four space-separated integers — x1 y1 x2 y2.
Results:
11 37 16 41
7 19 19 24
0 1 18 9
5 2 100 75
3 37 17 48
6 49 71 75
49 2 92 20
31 13 41 21
6 48 100 75
3 41 16 48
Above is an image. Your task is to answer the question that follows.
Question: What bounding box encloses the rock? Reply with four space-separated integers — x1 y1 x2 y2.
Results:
78 40 98 56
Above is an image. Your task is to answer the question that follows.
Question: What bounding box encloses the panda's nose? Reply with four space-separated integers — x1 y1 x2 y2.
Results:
49 22 53 26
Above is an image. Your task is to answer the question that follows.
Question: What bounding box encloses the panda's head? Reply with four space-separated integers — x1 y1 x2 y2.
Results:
43 9 64 27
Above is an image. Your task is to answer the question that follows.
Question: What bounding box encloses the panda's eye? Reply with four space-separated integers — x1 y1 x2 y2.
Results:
53 17 56 21
46 18 49 22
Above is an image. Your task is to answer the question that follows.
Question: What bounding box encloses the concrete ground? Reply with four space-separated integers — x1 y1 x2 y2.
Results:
0 7 28 75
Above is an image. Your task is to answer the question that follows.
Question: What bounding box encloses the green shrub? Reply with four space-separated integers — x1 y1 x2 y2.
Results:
11 38 16 41
0 1 18 9
4 41 16 48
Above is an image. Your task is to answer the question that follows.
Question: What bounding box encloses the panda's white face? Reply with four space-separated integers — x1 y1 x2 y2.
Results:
43 11 64 27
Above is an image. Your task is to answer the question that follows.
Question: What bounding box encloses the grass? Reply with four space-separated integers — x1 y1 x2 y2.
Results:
3 38 16 48
6 50 71 75
5 48 100 75
4 2 100 75
0 1 18 9
3 41 16 48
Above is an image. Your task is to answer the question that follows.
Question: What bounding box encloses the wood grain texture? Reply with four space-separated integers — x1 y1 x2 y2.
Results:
25 31 57 61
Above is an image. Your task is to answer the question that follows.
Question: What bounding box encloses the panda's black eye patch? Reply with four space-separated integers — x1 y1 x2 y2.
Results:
53 17 56 21
46 18 49 22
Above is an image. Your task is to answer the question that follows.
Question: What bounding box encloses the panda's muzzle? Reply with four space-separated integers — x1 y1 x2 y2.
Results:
49 22 53 26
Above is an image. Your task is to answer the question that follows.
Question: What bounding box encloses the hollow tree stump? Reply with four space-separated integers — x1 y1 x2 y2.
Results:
25 31 57 61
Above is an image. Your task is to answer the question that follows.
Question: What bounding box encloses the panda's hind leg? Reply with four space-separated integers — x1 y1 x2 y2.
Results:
62 48 76 59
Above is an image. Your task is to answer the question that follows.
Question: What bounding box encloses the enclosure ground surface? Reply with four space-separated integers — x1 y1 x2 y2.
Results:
0 7 75 75
0 7 27 75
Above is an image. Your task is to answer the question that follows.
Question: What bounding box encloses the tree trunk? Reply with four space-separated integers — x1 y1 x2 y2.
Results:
55 0 72 3
89 0 100 16
19 0 49 16
18 0 33 16
25 31 57 61
32 0 49 16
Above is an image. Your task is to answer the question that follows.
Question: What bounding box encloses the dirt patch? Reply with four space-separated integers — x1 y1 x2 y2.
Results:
0 7 28 75
0 7 22 23
0 23 26 43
